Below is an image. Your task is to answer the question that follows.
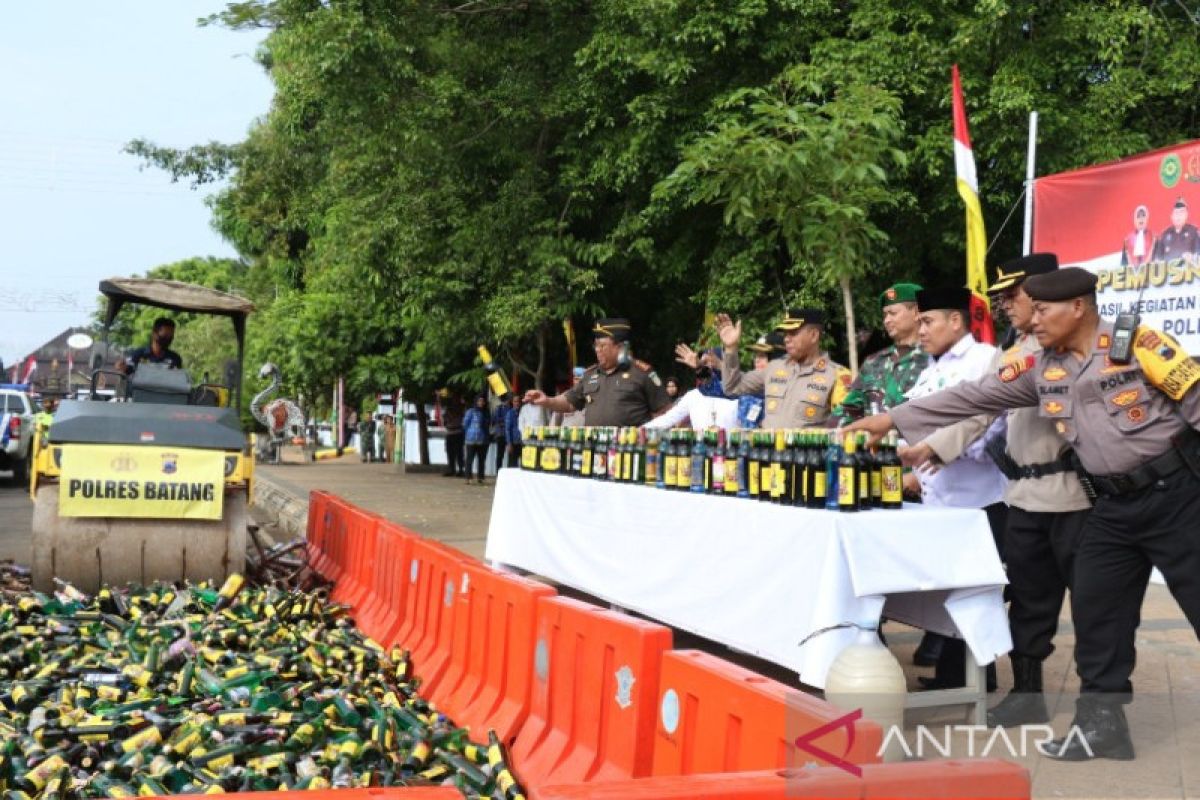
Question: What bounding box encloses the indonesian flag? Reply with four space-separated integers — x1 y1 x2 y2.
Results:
20 356 37 383
952 65 996 345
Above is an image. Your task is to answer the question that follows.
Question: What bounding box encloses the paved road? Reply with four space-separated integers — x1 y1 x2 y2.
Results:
0 471 33 564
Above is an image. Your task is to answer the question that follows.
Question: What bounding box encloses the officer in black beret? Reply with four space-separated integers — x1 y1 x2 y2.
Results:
849 265 1200 761
524 318 671 427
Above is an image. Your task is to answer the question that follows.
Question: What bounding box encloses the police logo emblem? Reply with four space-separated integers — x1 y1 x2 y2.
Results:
161 453 179 475
1137 330 1163 350
1043 366 1068 382
1043 401 1064 415
804 407 816 418
1111 389 1139 407
1127 406 1147 423
999 355 1036 383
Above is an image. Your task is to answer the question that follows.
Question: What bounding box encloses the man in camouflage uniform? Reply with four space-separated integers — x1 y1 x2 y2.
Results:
834 282 928 421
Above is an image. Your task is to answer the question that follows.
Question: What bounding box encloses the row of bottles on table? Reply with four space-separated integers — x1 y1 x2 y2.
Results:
519 426 904 511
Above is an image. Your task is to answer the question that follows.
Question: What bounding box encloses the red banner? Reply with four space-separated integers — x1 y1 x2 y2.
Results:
1033 139 1200 348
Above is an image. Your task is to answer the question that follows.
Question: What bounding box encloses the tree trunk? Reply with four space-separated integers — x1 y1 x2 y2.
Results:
535 324 548 391
840 276 859 376
415 396 430 465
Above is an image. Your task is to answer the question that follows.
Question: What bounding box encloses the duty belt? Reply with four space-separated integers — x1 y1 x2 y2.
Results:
1088 430 1200 497
985 436 1071 481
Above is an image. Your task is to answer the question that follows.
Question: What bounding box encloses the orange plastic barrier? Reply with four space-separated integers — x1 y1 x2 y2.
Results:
427 562 555 742
386 537 470 692
511 596 673 787
530 760 1030 799
328 505 381 611
652 650 881 776
352 520 416 644
149 789 463 800
304 490 336 577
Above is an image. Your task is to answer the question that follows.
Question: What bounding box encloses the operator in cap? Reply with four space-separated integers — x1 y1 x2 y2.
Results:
524 318 671 427
715 307 850 429
847 266 1200 761
834 282 929 422
908 254 1092 726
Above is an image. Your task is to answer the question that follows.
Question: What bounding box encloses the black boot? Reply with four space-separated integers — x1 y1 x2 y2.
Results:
913 631 944 667
1038 695 1135 761
987 655 1049 727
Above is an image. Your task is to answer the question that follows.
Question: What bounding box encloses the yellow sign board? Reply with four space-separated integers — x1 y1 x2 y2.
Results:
59 445 225 520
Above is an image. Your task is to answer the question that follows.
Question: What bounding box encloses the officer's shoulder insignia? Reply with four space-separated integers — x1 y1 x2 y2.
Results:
1042 366 1068 382
999 354 1036 383
773 369 788 378
836 367 852 387
815 358 827 371
1132 326 1200 400
1097 333 1111 350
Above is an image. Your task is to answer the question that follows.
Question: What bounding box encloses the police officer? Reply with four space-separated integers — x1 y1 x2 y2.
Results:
524 318 671 427
715 308 850 428
908 254 1091 726
120 317 183 374
848 266 1200 761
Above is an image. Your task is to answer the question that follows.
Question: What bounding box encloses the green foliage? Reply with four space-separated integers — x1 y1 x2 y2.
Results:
121 0 1200 404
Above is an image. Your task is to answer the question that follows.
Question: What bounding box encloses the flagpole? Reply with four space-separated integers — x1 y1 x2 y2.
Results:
1022 111 1038 256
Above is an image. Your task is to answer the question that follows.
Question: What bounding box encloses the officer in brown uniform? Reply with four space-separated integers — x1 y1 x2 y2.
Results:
909 254 1091 727
715 308 851 429
848 266 1200 761
524 318 671 427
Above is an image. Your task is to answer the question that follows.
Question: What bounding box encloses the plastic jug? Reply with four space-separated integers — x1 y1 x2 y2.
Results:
824 620 907 762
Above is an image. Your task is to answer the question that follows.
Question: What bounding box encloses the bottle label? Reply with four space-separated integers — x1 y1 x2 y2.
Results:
645 453 657 483
664 455 677 486
521 447 536 470
581 449 593 476
608 452 620 480
621 453 633 482
724 460 738 492
748 462 760 495
838 467 856 506
859 471 869 500
541 449 561 472
594 453 606 476
882 466 903 503
870 471 883 499
711 457 725 487
771 464 785 498
813 471 827 499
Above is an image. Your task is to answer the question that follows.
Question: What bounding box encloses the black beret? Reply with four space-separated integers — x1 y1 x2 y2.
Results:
916 287 972 312
593 318 631 342
1023 267 1098 302
990 253 1059 292
776 307 826 331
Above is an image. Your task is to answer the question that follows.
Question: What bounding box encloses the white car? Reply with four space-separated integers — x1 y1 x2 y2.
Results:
0 388 36 483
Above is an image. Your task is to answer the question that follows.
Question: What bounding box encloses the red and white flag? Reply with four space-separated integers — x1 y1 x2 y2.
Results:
20 356 37 383
952 65 996 345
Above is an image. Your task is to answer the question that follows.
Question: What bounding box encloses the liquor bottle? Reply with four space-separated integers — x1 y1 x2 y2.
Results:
477 345 513 399
838 431 859 512
710 430 726 494
769 430 787 503
579 428 593 477
723 431 739 496
736 430 751 499
803 432 824 508
592 428 608 480
689 429 709 493
532 427 546 471
546 428 566 473
786 431 804 506
562 426 576 476
881 432 904 509
520 428 535 470
824 431 841 510
620 428 634 483
631 428 646 484
745 433 761 499
856 433 872 511
644 429 659 486
607 428 621 481
868 435 883 508
756 432 773 502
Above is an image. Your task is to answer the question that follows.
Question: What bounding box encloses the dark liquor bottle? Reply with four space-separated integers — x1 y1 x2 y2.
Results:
710 429 727 494
868 434 884 508
769 430 787 503
644 428 659 487
838 431 859 512
580 428 594 477
689 429 709 493
806 433 828 509
786 431 804 506
824 431 841 510
607 427 621 481
631 428 646 484
881 431 904 509
856 433 872 511
477 345 513 399
592 427 608 480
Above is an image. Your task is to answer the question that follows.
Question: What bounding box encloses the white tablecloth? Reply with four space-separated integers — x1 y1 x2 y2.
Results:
485 470 1011 688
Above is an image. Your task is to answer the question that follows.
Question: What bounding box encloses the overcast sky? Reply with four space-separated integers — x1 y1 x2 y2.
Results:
0 3 273 368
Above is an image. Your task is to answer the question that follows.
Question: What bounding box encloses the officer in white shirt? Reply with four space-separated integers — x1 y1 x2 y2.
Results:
642 388 739 431
905 286 1008 690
